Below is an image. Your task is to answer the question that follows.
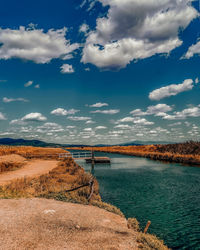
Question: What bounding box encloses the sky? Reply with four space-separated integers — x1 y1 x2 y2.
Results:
0 0 200 145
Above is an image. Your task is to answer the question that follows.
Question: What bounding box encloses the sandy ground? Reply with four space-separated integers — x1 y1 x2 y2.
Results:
0 198 138 250
0 160 58 185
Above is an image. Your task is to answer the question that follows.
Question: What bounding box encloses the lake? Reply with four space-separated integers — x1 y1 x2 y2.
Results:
73 151 200 249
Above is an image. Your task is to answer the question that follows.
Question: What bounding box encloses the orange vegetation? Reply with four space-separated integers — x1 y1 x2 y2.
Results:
67 142 200 166
0 146 66 159
0 154 26 173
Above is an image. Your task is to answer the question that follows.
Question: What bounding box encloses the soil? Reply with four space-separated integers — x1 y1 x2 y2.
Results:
0 159 58 186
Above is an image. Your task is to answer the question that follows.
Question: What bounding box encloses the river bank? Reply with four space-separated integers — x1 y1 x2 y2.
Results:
0 146 168 249
67 142 200 166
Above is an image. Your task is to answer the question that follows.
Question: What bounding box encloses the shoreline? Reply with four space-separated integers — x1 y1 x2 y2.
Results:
66 145 200 167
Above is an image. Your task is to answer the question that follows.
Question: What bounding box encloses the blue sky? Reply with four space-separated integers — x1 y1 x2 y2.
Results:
0 0 200 144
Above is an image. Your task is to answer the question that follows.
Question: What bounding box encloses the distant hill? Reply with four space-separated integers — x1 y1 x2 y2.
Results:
0 138 173 147
0 138 59 147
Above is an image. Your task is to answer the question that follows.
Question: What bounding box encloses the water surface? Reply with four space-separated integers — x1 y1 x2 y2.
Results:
72 151 200 249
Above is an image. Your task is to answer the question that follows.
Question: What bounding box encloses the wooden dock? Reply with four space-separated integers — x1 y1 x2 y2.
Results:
85 157 111 164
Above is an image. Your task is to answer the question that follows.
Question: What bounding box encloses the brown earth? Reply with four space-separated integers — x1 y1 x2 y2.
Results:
0 159 58 186
0 198 138 250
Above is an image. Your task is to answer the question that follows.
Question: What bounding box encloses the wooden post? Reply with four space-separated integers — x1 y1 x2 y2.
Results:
144 221 151 234
91 150 95 171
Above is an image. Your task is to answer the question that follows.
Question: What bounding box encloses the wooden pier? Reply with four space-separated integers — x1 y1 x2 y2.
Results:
59 151 111 164
85 157 111 164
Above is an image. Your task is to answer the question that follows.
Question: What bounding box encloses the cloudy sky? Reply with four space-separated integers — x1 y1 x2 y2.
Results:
0 0 200 144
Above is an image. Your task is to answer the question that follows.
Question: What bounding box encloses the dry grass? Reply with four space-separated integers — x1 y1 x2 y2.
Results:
0 154 26 173
155 141 200 155
127 218 140 231
0 157 123 216
0 161 24 173
0 146 66 160
137 232 169 250
69 142 200 166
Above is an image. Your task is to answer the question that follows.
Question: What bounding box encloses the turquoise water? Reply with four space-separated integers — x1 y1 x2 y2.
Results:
73 151 200 249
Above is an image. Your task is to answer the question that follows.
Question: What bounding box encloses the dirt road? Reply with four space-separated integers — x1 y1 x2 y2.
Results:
0 160 58 185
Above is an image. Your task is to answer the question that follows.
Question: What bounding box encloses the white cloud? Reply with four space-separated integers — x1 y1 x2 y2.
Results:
85 120 96 124
118 116 153 125
51 108 79 116
66 125 76 129
24 80 33 87
88 102 108 108
130 109 146 116
0 112 6 120
22 112 47 122
183 40 200 59
149 79 194 101
83 128 92 131
130 104 172 117
68 116 91 121
195 77 199 84
90 109 119 114
168 122 182 127
0 26 79 63
60 64 75 74
79 23 89 34
95 126 107 130
146 104 172 115
10 119 26 125
82 0 198 69
3 97 29 103
133 118 154 125
114 124 131 129
119 117 135 123
163 106 200 120
34 84 40 89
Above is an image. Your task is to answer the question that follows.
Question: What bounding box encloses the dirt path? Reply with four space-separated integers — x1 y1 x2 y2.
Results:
0 160 58 186
0 198 138 250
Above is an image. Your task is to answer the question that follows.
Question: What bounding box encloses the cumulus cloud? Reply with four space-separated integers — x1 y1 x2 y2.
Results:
130 104 172 117
68 116 91 121
88 102 109 108
24 81 33 87
82 0 198 69
0 112 6 120
51 108 79 116
3 97 29 103
114 124 131 129
0 26 79 63
149 79 194 101
60 64 75 74
183 40 200 59
118 116 153 125
95 126 107 130
146 104 172 116
163 106 200 120
22 112 47 122
86 120 96 124
10 119 26 125
90 109 119 114
79 23 89 34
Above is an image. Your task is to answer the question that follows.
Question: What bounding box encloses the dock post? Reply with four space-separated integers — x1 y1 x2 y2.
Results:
91 150 95 171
